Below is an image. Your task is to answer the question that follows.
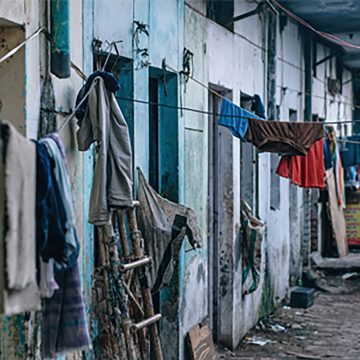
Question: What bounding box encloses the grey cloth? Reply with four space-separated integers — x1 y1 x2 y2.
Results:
137 169 201 294
77 77 133 225
0 121 39 314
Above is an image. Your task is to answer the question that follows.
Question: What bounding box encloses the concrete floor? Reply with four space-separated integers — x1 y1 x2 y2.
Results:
218 277 360 360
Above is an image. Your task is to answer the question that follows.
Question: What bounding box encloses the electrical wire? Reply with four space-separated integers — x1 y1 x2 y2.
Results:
269 0 360 51
0 27 45 64
57 79 99 132
117 95 360 125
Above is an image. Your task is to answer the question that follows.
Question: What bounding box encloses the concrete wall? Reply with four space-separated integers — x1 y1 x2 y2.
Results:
0 1 86 358
0 0 355 359
185 0 354 352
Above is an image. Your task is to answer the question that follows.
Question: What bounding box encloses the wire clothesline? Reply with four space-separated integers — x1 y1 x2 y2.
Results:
0 26 357 130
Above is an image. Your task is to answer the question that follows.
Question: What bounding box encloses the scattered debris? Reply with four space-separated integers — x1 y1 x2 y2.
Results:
245 336 275 346
286 351 322 359
187 323 217 360
342 272 359 280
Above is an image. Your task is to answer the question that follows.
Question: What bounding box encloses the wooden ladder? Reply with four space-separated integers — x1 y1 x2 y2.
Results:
94 202 163 360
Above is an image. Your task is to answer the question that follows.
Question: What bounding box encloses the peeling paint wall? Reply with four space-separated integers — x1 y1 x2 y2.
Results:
0 0 355 359
0 0 86 358
185 0 354 352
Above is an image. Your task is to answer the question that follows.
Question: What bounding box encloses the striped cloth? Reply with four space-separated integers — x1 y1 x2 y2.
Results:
41 263 92 358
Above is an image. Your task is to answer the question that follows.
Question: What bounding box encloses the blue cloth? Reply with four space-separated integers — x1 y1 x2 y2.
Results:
41 136 80 271
340 135 360 167
34 141 69 270
75 70 120 121
218 98 263 140
323 137 333 170
251 94 266 119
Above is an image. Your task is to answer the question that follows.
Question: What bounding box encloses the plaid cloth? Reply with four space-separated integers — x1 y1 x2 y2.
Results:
41 263 91 358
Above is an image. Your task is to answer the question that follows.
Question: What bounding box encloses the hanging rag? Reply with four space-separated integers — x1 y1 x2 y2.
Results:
40 136 80 270
40 259 59 298
324 137 333 170
77 76 133 225
241 200 265 296
34 141 70 270
0 121 39 315
325 127 345 208
340 135 360 168
41 263 92 358
246 118 324 155
137 169 201 294
251 94 266 119
218 98 264 140
75 70 120 122
276 138 325 189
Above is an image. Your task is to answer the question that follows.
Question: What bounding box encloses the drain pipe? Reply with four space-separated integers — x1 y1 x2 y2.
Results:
50 0 71 78
304 30 313 122
302 30 313 268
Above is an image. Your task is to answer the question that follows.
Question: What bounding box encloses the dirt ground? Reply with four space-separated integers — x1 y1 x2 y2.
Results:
218 275 360 360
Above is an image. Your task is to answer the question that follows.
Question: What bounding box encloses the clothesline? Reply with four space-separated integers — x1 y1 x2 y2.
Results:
0 27 45 64
0 26 356 130
338 139 360 145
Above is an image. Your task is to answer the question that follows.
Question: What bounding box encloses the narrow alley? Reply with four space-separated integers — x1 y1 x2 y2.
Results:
1 1 360 359
219 270 360 360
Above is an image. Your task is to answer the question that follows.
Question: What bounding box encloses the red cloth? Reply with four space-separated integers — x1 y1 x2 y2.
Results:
276 138 325 189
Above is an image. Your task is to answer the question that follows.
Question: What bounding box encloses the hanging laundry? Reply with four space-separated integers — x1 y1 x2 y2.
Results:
77 74 133 225
40 259 59 298
241 200 265 296
340 135 360 167
41 263 92 358
323 136 333 170
34 141 70 270
218 98 264 140
41 135 80 269
326 126 345 208
137 169 201 294
246 118 324 156
251 94 266 119
0 121 39 315
276 138 325 189
75 70 120 121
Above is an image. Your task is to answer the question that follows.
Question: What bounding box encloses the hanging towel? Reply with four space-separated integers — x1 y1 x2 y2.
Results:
218 98 263 140
41 263 92 358
246 118 324 155
2 122 36 289
77 76 133 225
137 169 201 294
276 138 325 189
40 136 80 270
0 121 39 315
